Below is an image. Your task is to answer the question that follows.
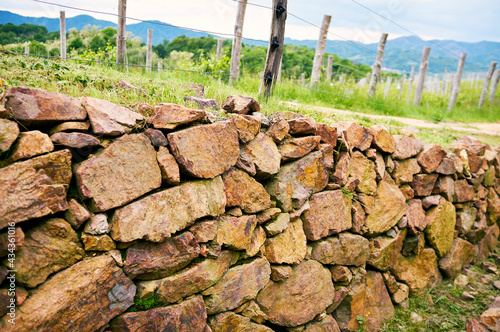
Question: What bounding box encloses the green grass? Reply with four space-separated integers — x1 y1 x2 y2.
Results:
1 53 499 148
381 250 500 332
128 294 162 312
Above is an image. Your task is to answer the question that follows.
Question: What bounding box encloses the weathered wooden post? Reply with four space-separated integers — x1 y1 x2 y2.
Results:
489 70 500 103
229 0 247 84
300 73 306 87
259 0 288 99
60 11 66 59
384 76 392 98
407 65 415 104
413 47 431 106
310 15 331 86
146 29 153 73
216 38 223 61
368 33 389 97
117 0 127 69
24 45 29 55
158 61 163 72
448 53 466 110
478 61 497 108
440 68 448 96
326 54 333 82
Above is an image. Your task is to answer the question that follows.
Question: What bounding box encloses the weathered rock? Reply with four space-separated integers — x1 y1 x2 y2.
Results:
475 224 500 262
331 151 351 186
257 207 282 224
0 106 9 119
236 149 257 176
6 87 87 124
267 118 289 143
310 232 370 266
156 250 238 304
436 153 460 175
392 158 421 185
390 248 442 295
487 187 500 224
270 265 293 282
422 195 441 209
222 95 260 115
209 311 273 332
263 213 290 236
465 319 489 332
479 308 500 331
264 218 307 264
302 190 352 241
76 134 161 211
231 114 261 143
247 225 267 257
369 125 395 153
146 103 205 129
3 219 84 288
124 232 200 280
403 233 425 256
0 227 24 257
0 255 135 332
184 96 217 109
241 132 281 179
266 147 333 212
392 135 424 160
9 130 54 161
365 177 406 236
237 300 269 324
81 97 143 136
0 118 19 151
330 265 352 284
335 271 394 332
349 151 377 195
64 199 90 229
451 136 486 156
156 146 181 185
438 238 476 278
406 199 426 233
304 315 341 332
48 121 91 135
417 144 447 173
110 296 208 332
0 150 71 227
50 132 100 149
334 121 373 151
368 230 406 271
288 117 317 136
392 282 410 304
454 179 475 203
257 260 335 327
203 257 271 314
189 220 218 243
83 214 109 235
351 200 367 234
411 173 439 196
316 123 338 147
456 203 478 234
223 168 271 213
280 136 322 162
216 215 257 250
434 176 455 201
144 128 169 147
81 233 116 251
110 176 225 242
424 197 456 257
168 121 239 178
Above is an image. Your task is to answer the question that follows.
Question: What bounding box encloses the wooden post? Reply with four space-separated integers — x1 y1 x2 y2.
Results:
448 53 466 110
398 77 405 98
216 38 223 61
475 74 480 90
413 47 431 106
368 33 389 97
326 55 333 82
117 0 127 68
479 61 498 108
24 45 29 55
440 68 448 96
407 65 415 104
310 15 332 86
229 0 247 84
300 73 306 87
158 61 163 72
259 0 288 99
146 29 153 73
489 70 500 103
59 11 66 59
277 57 283 82
384 76 392 98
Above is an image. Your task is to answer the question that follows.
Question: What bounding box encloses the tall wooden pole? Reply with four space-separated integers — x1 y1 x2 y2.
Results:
259 0 288 99
479 61 498 108
300 73 306 87
413 47 431 106
489 70 500 103
368 33 389 97
326 55 333 82
146 29 153 73
310 15 331 86
407 65 415 104
158 61 163 72
117 0 127 69
59 11 66 59
216 38 223 61
448 53 466 110
229 0 247 84
24 46 29 55
384 76 392 98
440 68 448 96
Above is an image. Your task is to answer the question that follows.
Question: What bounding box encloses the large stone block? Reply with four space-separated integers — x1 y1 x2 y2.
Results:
146 103 205 129
223 168 271 213
310 232 370 266
241 132 281 179
263 218 307 264
424 197 456 257
438 238 476 279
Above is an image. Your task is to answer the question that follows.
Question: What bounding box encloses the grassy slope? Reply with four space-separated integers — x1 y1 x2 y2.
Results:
1 53 499 149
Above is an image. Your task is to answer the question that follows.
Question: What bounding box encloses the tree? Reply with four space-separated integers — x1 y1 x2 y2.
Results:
89 35 105 52
67 37 84 53
29 40 47 55
49 48 60 57
153 39 169 59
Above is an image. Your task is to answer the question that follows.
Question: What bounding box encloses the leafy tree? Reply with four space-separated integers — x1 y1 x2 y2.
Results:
153 39 169 59
89 35 105 52
67 37 84 53
49 47 60 57
29 40 48 55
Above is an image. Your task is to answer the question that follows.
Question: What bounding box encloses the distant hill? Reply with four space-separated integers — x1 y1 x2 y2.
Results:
2 10 498 74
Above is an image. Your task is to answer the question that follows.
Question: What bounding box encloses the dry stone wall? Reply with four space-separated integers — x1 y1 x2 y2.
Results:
0 88 499 332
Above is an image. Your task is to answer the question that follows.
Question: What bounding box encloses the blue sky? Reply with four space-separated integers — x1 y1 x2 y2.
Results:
1 0 499 43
